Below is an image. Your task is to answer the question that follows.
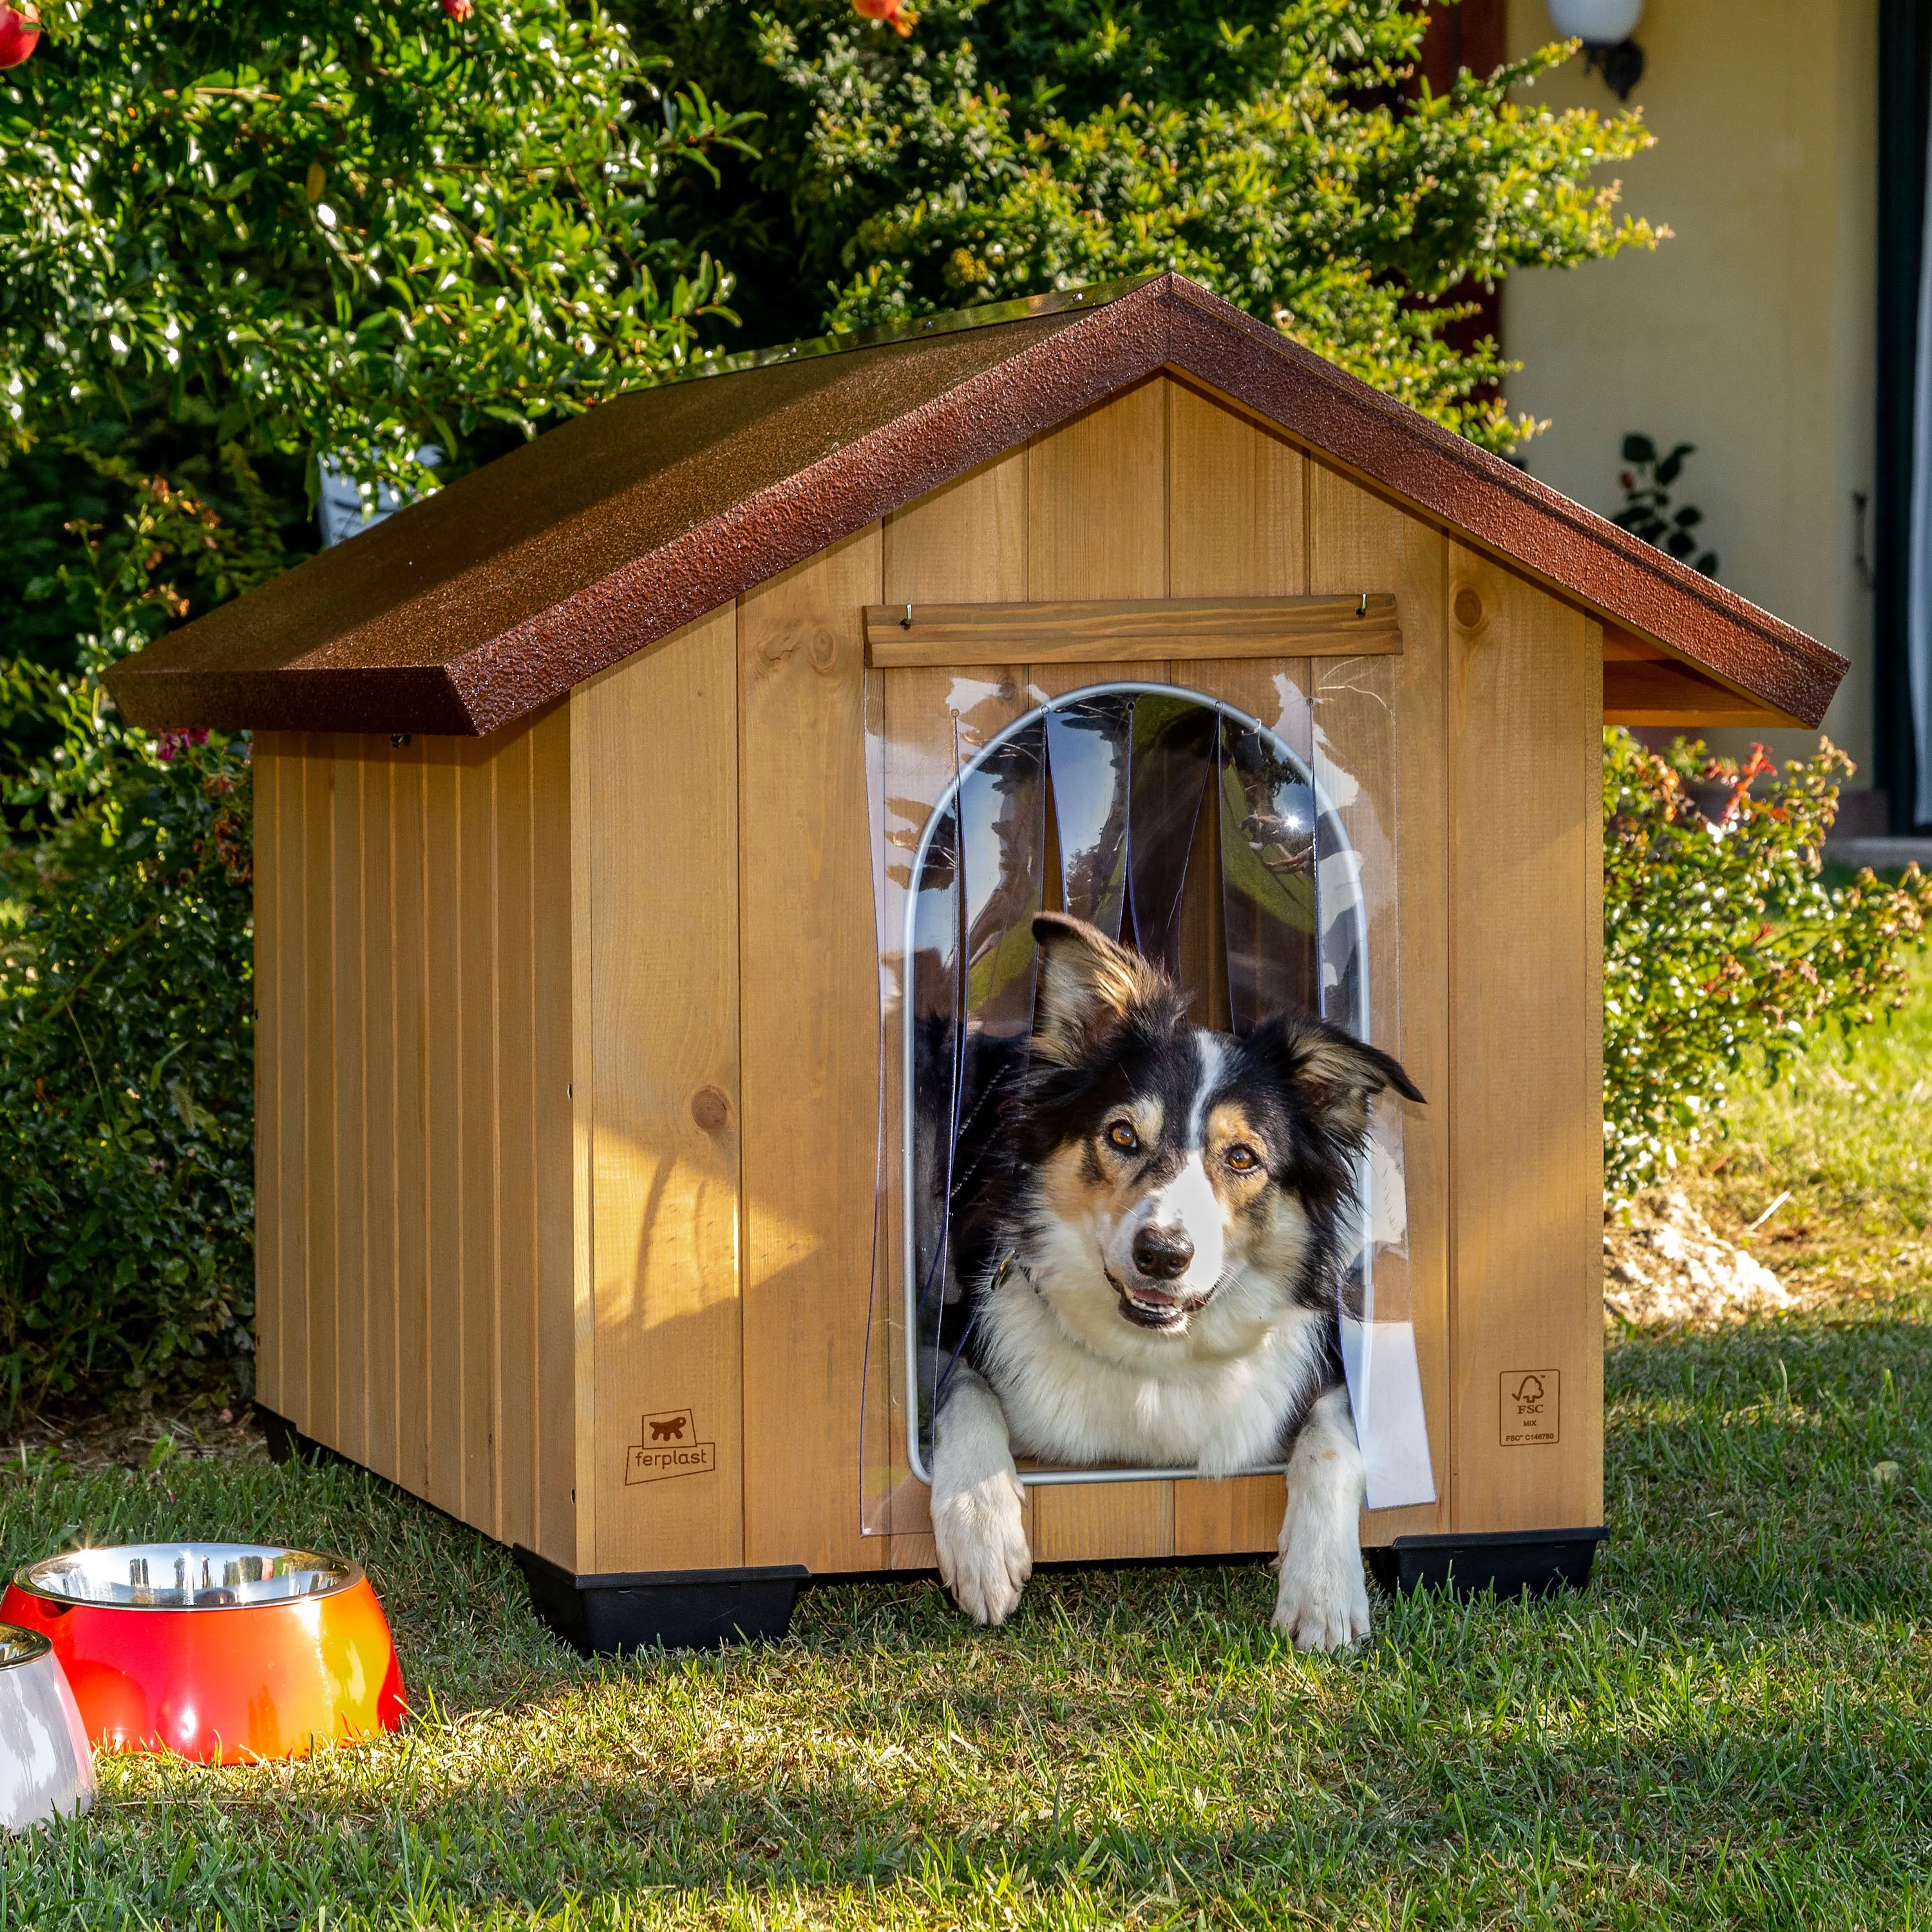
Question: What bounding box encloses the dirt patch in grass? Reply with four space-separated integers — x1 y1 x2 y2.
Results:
2 1394 265 1473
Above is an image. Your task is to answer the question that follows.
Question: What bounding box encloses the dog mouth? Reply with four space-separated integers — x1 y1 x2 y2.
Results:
1105 1270 1211 1331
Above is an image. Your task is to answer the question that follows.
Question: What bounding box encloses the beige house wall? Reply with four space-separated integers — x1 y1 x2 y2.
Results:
1504 0 1878 785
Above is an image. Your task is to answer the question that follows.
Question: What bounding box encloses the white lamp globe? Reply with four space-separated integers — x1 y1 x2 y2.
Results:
1548 0 1643 41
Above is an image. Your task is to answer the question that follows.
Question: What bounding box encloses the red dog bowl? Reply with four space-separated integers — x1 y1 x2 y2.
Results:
0 1544 406 1763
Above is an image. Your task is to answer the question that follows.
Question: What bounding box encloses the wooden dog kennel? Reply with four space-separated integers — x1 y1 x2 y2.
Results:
108 274 1845 1650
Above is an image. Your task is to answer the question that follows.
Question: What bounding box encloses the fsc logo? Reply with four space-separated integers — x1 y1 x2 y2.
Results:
1499 1370 1560 1447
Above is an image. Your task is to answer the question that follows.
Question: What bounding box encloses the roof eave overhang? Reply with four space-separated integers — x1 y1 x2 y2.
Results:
105 274 1846 737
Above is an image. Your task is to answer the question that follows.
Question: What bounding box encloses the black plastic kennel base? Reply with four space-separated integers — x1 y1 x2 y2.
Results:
1365 1526 1609 1600
256 1403 326 1468
511 1548 809 1656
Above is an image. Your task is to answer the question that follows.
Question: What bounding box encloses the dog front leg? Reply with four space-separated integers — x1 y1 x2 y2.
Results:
1273 1382 1371 1651
930 1365 1032 1627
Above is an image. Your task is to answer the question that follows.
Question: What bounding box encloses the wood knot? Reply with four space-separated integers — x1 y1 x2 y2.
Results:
690 1086 732 1133
1453 587 1484 630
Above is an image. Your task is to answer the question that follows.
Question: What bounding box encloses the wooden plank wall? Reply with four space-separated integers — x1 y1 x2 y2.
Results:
256 368 1604 1586
1443 548 1604 1531
571 609 747 1578
843 372 1602 1566
252 712 576 1569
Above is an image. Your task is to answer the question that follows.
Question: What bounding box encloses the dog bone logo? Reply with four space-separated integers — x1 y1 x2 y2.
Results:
625 1408 716 1484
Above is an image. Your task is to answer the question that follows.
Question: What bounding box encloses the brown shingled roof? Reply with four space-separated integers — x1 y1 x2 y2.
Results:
105 273 1846 735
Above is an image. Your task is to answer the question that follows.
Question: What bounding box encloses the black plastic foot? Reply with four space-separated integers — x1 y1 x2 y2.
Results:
1367 1526 1608 1600
512 1546 808 1655
255 1403 327 1466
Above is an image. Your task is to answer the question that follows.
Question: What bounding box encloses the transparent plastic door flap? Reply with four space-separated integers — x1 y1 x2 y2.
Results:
862 668 1434 1524
1311 656 1434 1511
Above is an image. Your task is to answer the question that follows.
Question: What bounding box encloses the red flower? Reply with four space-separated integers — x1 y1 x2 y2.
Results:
0 3 41 70
853 0 916 34
155 728 210 764
440 0 474 17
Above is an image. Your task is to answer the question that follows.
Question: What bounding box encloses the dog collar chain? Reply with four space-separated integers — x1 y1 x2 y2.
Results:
990 1251 1045 1303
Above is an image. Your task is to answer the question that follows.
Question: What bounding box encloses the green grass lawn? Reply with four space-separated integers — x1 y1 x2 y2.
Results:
4 972 1931 1929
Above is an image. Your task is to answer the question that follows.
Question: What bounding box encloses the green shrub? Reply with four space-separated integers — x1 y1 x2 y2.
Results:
3 0 753 510
0 453 270 1419
0 741 254 1418
1602 729 1932 1200
0 0 753 1420
627 0 1662 451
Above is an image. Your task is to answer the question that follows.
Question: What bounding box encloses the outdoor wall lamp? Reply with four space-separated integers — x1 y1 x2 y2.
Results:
1548 0 1645 100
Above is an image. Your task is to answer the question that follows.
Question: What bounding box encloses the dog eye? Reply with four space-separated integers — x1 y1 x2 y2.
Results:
1105 1121 1139 1153
1225 1144 1260 1172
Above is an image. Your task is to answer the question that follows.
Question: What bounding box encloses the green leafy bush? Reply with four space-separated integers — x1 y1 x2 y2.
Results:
1602 729 1932 1200
3 0 755 508
629 0 1662 450
0 741 254 1417
0 455 274 1418
0 1 753 1418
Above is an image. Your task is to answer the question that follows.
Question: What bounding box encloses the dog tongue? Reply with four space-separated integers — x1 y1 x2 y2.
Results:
1128 1283 1182 1309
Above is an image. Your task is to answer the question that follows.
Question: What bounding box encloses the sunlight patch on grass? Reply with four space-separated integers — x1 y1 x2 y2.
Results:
0 969 1927 1926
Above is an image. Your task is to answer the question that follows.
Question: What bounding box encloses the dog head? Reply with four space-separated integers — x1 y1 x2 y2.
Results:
1009 912 1423 1347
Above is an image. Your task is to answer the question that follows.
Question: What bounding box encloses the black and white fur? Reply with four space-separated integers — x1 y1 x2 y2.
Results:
930 913 1423 1649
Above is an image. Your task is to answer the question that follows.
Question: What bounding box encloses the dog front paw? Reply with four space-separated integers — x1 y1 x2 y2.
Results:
931 1468 1032 1626
1271 1547 1371 1653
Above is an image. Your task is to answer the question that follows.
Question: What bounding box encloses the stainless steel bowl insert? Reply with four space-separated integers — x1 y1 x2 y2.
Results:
0 1627 50 1669
15 1544 360 1610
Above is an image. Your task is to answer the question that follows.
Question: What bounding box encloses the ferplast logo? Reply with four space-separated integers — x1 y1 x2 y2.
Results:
624 1408 717 1484
1500 1370 1560 1447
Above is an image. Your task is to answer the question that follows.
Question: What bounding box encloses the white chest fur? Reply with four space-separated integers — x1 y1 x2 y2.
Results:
972 1265 1331 1475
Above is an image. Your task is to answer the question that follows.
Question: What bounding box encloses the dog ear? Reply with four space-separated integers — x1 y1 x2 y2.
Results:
1275 1016 1425 1141
1030 912 1167 1064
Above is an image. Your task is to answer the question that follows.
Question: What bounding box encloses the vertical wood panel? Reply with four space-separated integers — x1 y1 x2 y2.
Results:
362 750 399 1483
254 723 574 1557
1028 381 1168 601
1309 466 1452 1546
330 742 368 1465
1446 545 1602 1533
275 737 311 1429
880 453 1030 1569
298 743 334 1441
423 740 465 1519
1033 1481 1174 1564
739 530 885 1576
1025 380 1174 1562
1174 1475 1285 1559
569 697 599 1575
496 727 538 1553
531 706 578 1570
459 743 501 1535
392 742 431 1501
1581 619 1607 1523
578 610 745 1576
885 448 1028 602
1167 379 1307 598
252 737 286 1419
1164 388 1308 1555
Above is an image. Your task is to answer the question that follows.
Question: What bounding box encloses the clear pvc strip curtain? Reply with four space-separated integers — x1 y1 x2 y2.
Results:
861 670 1435 1530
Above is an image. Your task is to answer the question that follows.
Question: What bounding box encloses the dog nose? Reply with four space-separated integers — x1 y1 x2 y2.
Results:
1132 1226 1195 1280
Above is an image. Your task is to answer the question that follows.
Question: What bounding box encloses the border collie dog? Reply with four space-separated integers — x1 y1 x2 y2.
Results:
931 913 1423 1650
